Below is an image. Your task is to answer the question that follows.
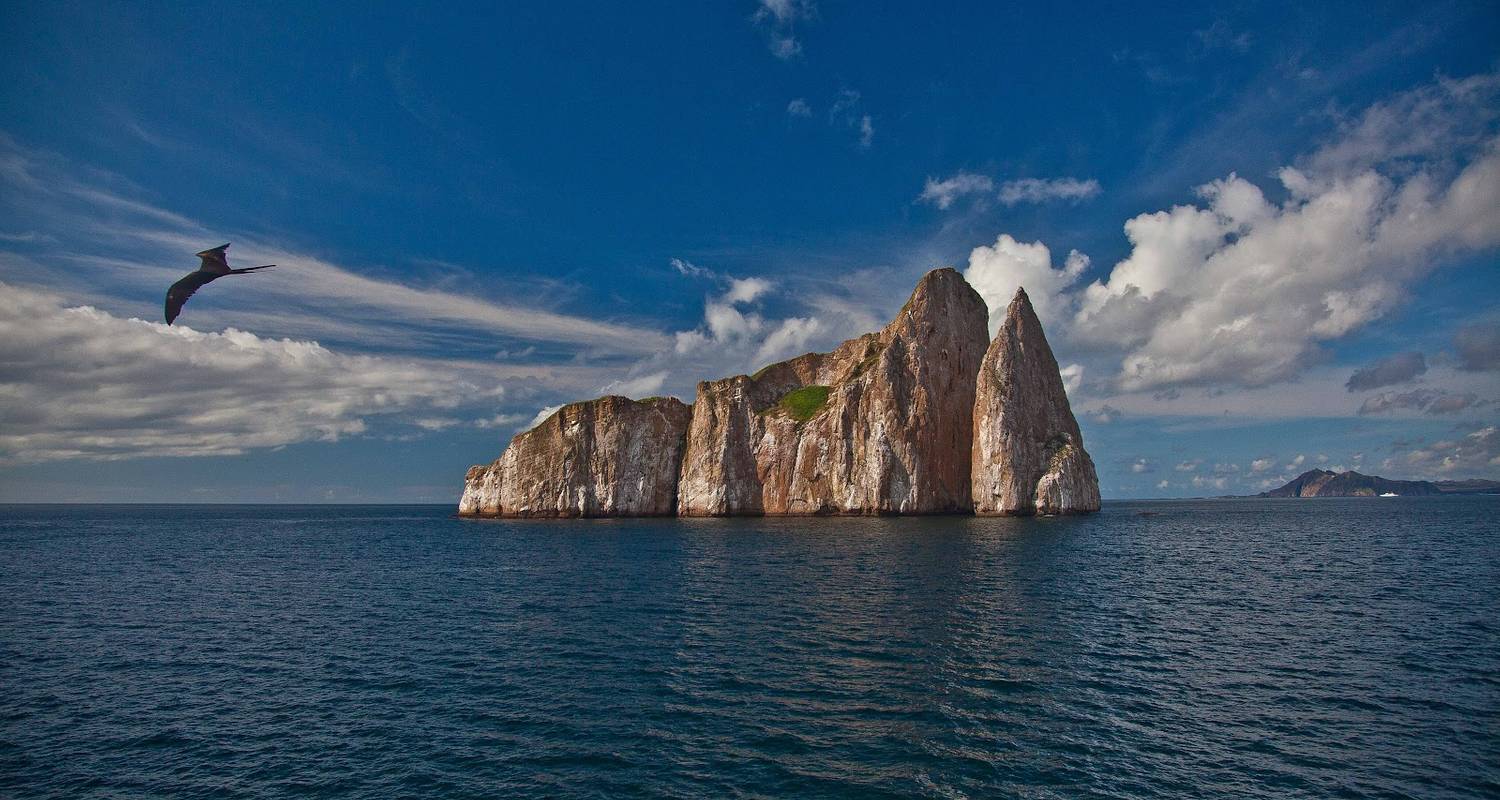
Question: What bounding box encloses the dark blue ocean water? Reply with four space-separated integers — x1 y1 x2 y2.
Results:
1 499 1497 799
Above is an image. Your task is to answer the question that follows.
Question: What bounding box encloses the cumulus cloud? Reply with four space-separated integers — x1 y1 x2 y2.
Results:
1059 363 1084 395
754 316 822 365
919 172 994 210
963 234 1089 333
0 283 508 463
601 370 668 398
1130 458 1151 473
786 98 812 117
857 115 874 149
1454 323 1500 371
997 177 1102 205
1250 457 1275 473
1191 475 1229 490
1346 351 1427 391
1175 460 1201 472
1009 72 1500 393
525 404 564 431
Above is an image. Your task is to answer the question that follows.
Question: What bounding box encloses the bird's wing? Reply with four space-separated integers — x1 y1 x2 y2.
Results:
197 243 232 274
164 271 221 325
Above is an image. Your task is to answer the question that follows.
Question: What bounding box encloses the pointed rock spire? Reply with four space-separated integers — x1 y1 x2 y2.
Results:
971 287 1100 515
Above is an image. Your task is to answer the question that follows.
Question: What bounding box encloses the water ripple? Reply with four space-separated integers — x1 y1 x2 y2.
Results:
1 499 1497 798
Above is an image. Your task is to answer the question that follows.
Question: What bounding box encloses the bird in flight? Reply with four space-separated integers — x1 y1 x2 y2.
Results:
164 243 274 325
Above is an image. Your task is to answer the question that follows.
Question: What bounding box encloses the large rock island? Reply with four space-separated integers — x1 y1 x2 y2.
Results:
459 269 1101 517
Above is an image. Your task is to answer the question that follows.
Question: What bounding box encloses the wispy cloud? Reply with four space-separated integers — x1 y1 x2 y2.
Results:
0 134 670 357
753 0 815 60
997 177 1102 205
917 172 995 209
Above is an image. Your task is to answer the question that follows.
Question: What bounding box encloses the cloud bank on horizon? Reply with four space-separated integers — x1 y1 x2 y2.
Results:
0 2 1496 500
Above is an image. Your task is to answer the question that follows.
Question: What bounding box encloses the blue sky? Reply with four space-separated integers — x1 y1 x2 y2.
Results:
1 1 1497 502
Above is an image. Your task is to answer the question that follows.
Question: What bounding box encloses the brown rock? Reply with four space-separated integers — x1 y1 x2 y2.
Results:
677 268 989 515
972 288 1100 515
458 395 692 517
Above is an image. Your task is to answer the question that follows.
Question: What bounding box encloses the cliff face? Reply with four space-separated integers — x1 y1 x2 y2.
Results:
459 270 1102 518
677 268 990 515
458 395 692 517
972 288 1100 515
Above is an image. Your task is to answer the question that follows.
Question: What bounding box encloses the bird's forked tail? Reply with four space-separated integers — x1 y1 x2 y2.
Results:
229 264 275 274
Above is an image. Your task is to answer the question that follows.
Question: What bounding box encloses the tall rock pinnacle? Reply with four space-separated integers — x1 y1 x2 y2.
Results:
971 288 1101 515
677 267 990 514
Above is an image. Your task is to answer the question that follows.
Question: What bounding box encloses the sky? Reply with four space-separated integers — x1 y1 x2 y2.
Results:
1 1 1498 502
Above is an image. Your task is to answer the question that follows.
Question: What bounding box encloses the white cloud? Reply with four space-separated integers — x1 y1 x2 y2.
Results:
918 172 995 210
1394 425 1499 477
997 177 1102 205
724 277 773 305
1156 479 1170 490
858 115 874 149
1285 454 1306 470
601 371 669 398
1059 363 1084 395
754 317 822 365
0 134 669 357
1131 458 1151 473
1016 72 1500 394
1359 389 1485 416
1175 460 1201 472
0 283 510 463
786 98 812 117
1250 457 1275 473
753 0 814 60
1191 475 1229 490
671 257 715 279
963 234 1089 334
525 404 564 431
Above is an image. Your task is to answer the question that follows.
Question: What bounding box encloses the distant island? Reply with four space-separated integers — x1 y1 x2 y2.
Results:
459 270 1101 517
1259 469 1500 498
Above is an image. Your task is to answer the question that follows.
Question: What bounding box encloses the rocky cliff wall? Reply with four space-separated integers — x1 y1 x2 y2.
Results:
458 395 692 517
677 268 989 515
971 288 1101 515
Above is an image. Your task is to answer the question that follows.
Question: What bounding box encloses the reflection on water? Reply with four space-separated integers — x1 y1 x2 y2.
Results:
1 500 1496 798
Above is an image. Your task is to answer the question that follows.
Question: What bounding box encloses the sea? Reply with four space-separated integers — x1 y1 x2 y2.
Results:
1 498 1496 799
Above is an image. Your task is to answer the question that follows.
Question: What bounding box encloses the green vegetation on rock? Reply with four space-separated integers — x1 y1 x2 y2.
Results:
777 385 830 421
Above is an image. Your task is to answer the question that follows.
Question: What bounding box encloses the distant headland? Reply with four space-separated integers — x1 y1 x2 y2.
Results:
459 269 1101 518
1258 469 1500 498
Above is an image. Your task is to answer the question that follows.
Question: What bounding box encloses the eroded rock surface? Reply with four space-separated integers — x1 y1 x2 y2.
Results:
971 288 1101 515
458 395 692 517
677 268 989 515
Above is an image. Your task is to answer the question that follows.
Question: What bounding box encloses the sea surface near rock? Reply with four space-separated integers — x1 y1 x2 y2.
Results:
8 501 1497 798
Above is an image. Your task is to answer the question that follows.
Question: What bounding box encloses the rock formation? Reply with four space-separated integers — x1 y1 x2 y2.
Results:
459 270 1102 518
971 288 1100 515
1258 469 1445 498
458 395 692 517
677 268 990 515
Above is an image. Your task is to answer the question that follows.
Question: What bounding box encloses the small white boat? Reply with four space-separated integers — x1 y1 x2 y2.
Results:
1379 492 1398 497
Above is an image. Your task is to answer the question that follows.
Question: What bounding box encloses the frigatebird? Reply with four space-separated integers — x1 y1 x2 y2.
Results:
164 243 274 325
